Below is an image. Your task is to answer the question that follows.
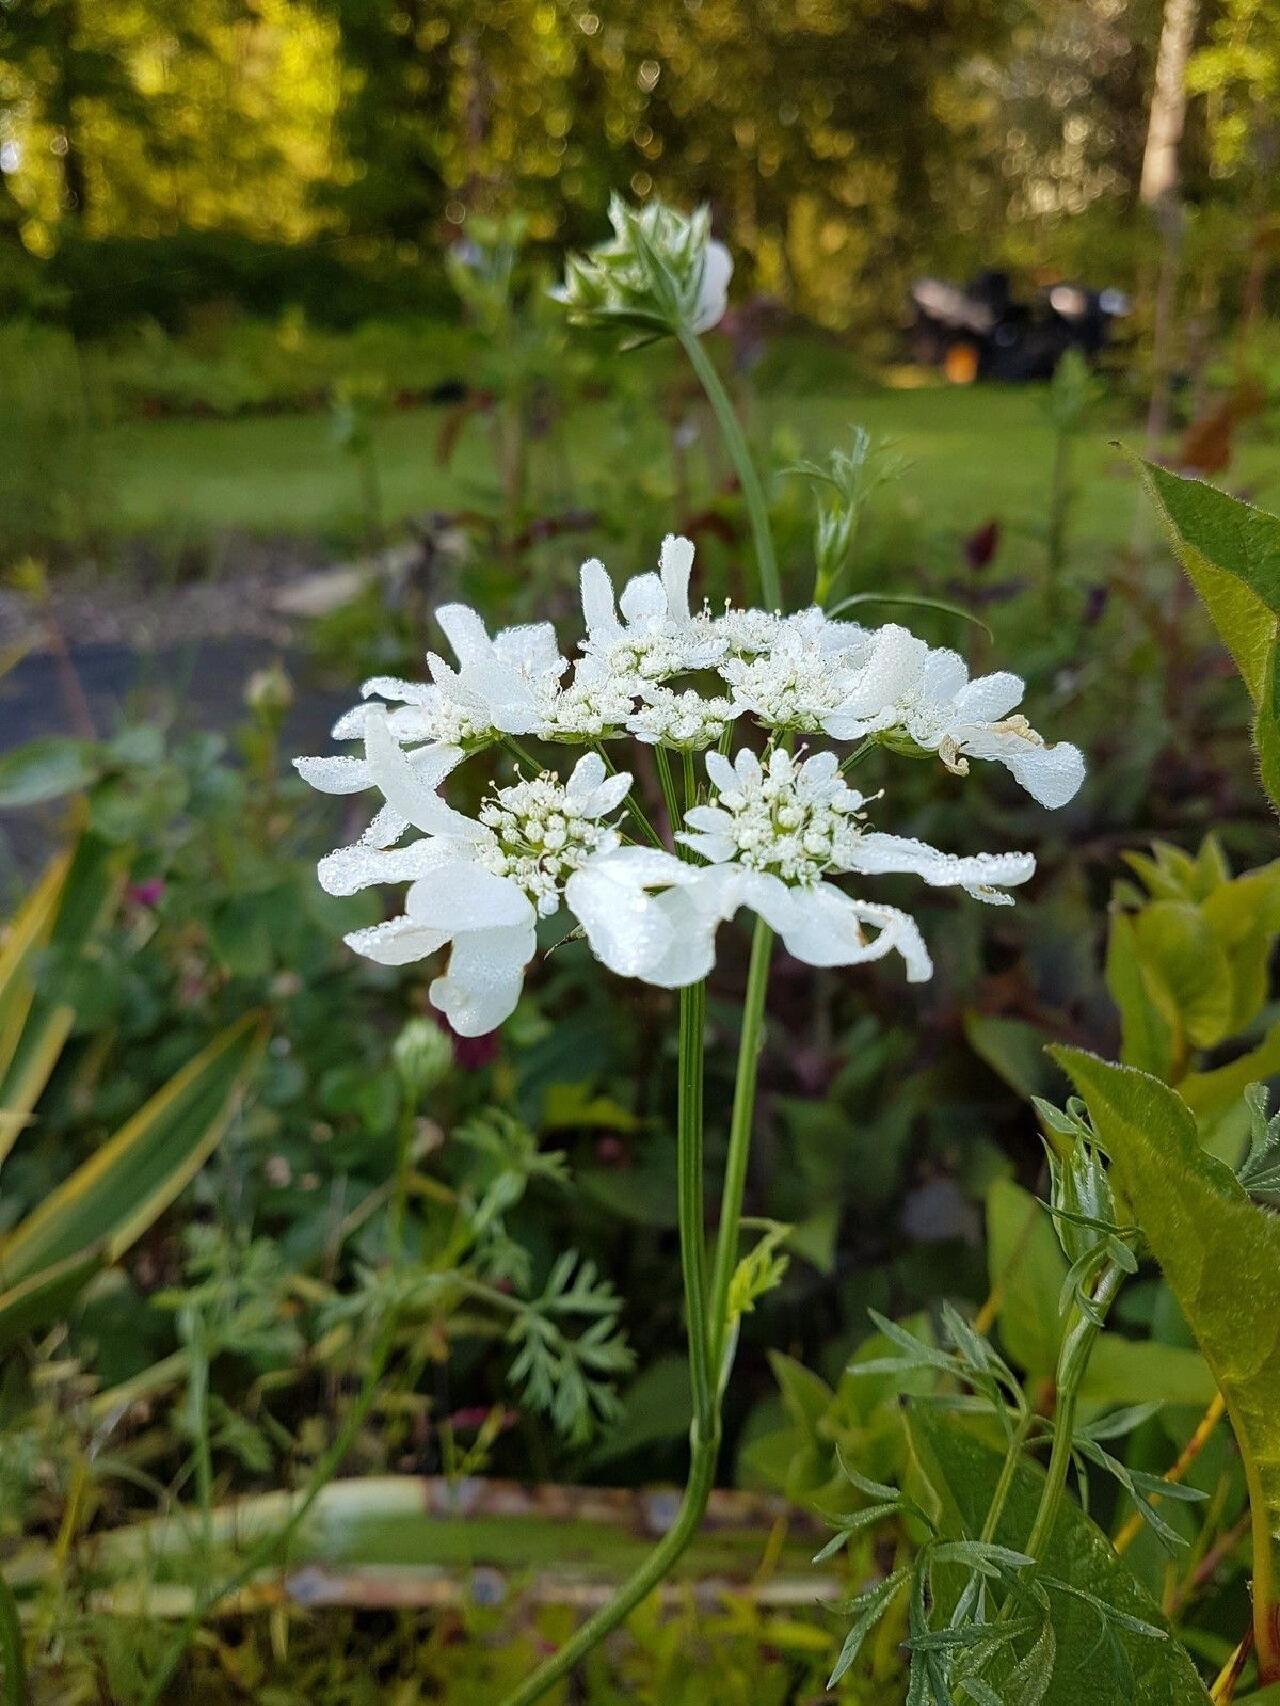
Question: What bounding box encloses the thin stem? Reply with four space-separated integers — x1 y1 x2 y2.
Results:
388 1100 416 1262
1023 1261 1125 1564
979 1409 1034 1547
140 1315 398 1705
708 917 775 1382
593 741 663 849
501 922 773 1706
504 736 544 775
499 1429 720 1706
677 326 781 612
0 1572 24 1706
678 981 711 1424
654 744 682 835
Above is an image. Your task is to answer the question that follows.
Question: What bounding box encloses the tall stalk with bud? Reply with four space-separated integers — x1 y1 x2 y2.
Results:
296 196 1084 1703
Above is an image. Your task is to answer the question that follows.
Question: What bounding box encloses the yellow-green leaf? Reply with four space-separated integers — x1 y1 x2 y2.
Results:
0 1245 105 1354
0 833 125 1155
1132 456 1280 809
0 1013 267 1288
1054 1046 1280 1653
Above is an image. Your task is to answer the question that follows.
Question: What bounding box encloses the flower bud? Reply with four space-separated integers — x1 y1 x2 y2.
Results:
392 1017 453 1101
245 661 294 718
552 193 732 340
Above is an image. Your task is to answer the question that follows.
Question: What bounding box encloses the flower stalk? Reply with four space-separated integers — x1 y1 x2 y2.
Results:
677 324 781 613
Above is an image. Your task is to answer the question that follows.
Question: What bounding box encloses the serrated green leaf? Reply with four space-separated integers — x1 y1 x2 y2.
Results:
1055 1046 1280 1651
1132 456 1280 810
906 1405 1210 1704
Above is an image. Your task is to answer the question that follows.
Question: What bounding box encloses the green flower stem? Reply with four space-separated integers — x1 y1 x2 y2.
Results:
708 916 775 1381
979 1409 1035 1547
500 1428 720 1706
593 742 663 848
0 1571 25 1706
677 326 781 612
501 920 774 1706
140 1314 399 1706
1023 1260 1125 1564
679 980 712 1423
388 1099 416 1262
654 744 682 836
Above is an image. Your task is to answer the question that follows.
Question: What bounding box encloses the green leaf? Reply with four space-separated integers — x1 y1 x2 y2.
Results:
585 1355 691 1471
1181 1020 1280 1130
1054 1047 1280 1627
1106 912 1174 1078
986 1179 1066 1381
768 1350 835 1435
0 1244 105 1354
0 832 124 1148
907 1405 1211 1704
985 1181 1214 1408
1132 457 1280 809
0 738 101 808
0 1013 267 1286
965 1013 1064 1102
1130 901 1234 1052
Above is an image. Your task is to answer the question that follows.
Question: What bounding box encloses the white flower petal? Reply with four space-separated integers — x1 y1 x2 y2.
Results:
618 572 666 627
692 238 733 334
580 559 618 638
843 832 1035 894
566 848 713 985
958 729 1085 808
564 750 607 806
952 671 1024 723
659 535 696 623
344 916 452 966
406 862 535 933
318 838 448 896
704 750 738 796
294 755 372 795
365 716 477 839
430 923 536 1036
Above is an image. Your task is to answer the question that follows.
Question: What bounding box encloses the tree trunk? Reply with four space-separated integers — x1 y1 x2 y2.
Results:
1140 0 1199 446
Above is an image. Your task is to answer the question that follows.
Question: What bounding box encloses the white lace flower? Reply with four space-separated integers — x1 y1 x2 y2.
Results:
570 744 1035 991
718 608 871 733
627 685 739 750
538 660 638 743
329 607 568 750
680 749 1034 903
823 627 1085 808
299 725 632 1035
579 534 724 687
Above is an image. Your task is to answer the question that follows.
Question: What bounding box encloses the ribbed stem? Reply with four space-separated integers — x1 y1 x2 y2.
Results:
708 917 775 1380
1023 1262 1125 1563
677 327 781 612
502 920 774 1706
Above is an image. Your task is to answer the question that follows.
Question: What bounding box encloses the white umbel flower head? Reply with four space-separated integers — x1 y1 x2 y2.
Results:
821 626 1085 808
579 534 724 688
297 525 1082 1026
302 720 631 1035
553 194 733 338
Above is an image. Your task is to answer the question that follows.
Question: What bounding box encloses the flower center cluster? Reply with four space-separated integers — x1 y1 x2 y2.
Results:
714 757 865 883
720 649 854 732
478 773 618 914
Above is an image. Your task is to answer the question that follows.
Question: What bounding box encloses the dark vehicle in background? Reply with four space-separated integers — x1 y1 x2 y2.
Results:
908 269 1130 382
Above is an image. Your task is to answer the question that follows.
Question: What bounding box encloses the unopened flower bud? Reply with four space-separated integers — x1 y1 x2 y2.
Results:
392 1017 452 1101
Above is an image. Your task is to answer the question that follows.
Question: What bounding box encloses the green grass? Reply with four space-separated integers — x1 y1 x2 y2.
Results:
103 380 1280 554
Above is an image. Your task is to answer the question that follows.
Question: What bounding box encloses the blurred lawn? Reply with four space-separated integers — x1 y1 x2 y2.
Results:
104 381 1280 553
